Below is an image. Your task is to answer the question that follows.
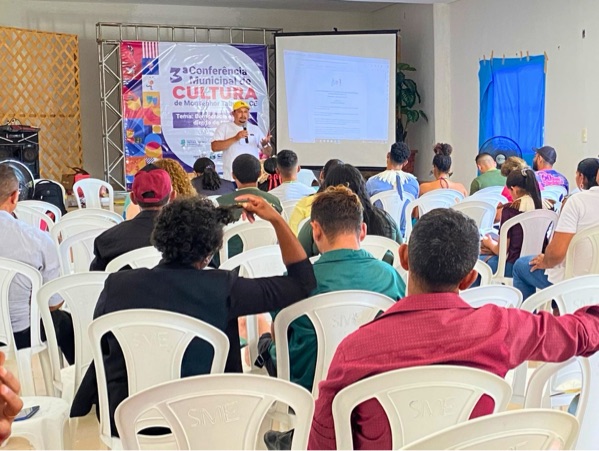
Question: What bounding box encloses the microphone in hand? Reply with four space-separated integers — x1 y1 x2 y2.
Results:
243 124 249 144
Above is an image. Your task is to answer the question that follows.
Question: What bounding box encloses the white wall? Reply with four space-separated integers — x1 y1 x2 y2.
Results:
446 0 597 189
1 1 375 178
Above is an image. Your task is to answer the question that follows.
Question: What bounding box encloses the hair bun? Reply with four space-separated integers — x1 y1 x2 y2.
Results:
434 143 453 156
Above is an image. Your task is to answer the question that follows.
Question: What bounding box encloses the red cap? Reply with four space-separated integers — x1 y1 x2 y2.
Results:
132 166 172 203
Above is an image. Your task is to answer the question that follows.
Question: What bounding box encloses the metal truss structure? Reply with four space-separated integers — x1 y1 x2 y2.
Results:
97 22 282 189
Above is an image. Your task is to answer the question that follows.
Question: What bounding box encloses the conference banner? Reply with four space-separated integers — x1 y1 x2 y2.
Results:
121 41 269 188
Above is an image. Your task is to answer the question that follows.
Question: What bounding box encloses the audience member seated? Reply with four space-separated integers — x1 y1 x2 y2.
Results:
479 168 549 279
288 159 342 234
268 149 315 202
298 164 402 259
309 208 599 450
258 157 281 192
366 142 419 199
70 195 316 436
258 185 405 391
190 157 235 196
470 152 506 194
513 158 599 300
0 164 74 364
562 157 599 209
154 158 196 197
533 146 569 193
90 165 174 271
419 143 468 197
498 156 528 202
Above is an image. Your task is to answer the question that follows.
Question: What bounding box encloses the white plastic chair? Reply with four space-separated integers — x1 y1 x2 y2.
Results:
543 184 568 200
468 190 509 208
14 204 54 232
404 196 456 241
11 396 71 450
474 259 493 286
73 178 115 211
281 199 299 222
361 235 400 266
401 409 579 450
420 188 465 203
105 246 163 273
274 290 395 398
472 185 504 196
62 207 123 224
58 228 106 275
50 216 114 248
219 220 278 263
492 209 558 285
115 374 314 450
37 272 109 402
19 199 62 221
460 285 523 308
451 199 496 233
332 365 512 450
371 190 412 229
564 224 599 279
297 168 318 187
89 309 230 449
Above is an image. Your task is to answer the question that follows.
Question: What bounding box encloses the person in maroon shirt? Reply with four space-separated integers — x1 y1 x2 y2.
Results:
309 208 599 450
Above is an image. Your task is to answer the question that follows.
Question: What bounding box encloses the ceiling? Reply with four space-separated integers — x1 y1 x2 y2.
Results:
34 0 455 13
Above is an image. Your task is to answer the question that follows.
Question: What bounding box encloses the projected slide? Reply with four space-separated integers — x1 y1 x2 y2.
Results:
284 50 389 143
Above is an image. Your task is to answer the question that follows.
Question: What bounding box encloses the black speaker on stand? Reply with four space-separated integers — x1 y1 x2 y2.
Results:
0 125 40 179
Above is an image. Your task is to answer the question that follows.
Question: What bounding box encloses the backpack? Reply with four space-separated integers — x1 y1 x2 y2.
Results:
33 180 67 216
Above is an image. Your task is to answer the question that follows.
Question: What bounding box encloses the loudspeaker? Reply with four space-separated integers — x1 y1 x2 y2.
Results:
0 126 40 178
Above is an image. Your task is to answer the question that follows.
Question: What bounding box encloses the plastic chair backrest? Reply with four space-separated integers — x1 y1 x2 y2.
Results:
206 195 220 206
451 199 497 232
474 259 493 286
105 246 162 273
58 228 106 275
565 224 599 279
19 200 62 221
281 200 299 222
297 168 318 187
37 272 109 399
361 235 400 265
14 204 54 231
50 216 113 248
543 184 568 200
275 290 395 397
402 409 579 450
460 285 523 308
0 257 44 395
472 185 504 196
494 209 558 284
62 208 123 224
404 197 454 241
371 190 411 227
73 178 115 211
219 221 278 263
115 374 314 450
419 188 465 203
332 365 512 449
468 191 509 207
89 309 230 445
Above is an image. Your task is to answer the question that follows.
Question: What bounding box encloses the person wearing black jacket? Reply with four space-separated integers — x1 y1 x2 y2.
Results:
70 194 316 437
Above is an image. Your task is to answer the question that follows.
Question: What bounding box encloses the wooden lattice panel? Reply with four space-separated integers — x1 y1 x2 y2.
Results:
0 26 82 181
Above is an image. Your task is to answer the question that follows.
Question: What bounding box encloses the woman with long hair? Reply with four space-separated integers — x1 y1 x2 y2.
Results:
480 168 549 277
191 157 235 196
154 158 196 197
298 163 402 259
419 143 468 197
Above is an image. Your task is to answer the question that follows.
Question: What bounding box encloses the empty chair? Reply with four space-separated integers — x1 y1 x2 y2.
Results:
14 204 54 231
460 285 523 308
402 409 579 450
58 228 106 275
62 207 123 224
474 259 493 286
37 272 110 402
492 209 558 285
275 290 395 397
73 178 115 211
89 309 230 449
297 168 318 187
361 235 400 266
105 246 162 273
19 199 62 221
219 220 278 263
332 365 512 449
11 396 71 450
564 224 599 279
115 374 314 450
451 199 496 233
50 216 114 247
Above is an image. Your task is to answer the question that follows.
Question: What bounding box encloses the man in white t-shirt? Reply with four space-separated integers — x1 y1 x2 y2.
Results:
268 149 316 202
513 181 599 300
211 100 272 181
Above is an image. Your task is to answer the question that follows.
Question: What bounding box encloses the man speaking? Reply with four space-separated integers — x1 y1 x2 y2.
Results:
211 100 272 181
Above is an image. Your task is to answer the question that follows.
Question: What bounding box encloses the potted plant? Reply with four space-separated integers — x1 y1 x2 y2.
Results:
396 62 428 143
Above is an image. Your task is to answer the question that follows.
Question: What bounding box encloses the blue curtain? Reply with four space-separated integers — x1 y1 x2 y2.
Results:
479 56 546 165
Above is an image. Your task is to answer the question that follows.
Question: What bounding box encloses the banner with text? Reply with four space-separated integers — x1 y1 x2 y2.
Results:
121 41 268 188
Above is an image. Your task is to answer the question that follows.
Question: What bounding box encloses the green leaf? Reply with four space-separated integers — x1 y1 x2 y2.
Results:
397 62 416 71
419 110 429 122
400 89 416 109
396 71 406 84
405 110 420 123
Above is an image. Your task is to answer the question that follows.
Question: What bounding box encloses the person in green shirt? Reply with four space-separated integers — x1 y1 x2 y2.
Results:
260 185 405 392
470 152 507 194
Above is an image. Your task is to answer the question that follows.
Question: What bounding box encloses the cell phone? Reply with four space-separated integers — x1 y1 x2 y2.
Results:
14 405 40 421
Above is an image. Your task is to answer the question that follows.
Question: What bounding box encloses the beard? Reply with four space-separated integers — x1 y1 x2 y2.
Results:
532 160 538 171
